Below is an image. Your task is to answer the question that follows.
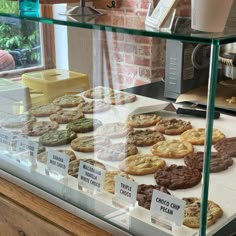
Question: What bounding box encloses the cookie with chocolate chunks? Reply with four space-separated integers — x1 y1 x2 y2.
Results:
154 164 202 190
214 137 236 158
184 152 233 172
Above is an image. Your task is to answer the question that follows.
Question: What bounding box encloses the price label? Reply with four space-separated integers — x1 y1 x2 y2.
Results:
15 137 38 164
47 149 70 176
78 161 105 192
150 190 185 226
0 128 12 147
115 175 138 206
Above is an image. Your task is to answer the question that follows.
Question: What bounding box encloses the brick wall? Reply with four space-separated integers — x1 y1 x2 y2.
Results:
94 0 191 90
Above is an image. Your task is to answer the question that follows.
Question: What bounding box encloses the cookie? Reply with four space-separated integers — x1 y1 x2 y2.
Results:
95 122 133 138
127 113 161 128
77 101 110 114
127 129 165 147
154 165 202 190
96 142 138 161
104 170 134 194
137 184 170 210
183 197 223 228
1 114 36 128
22 121 59 136
49 110 84 124
184 152 233 172
214 137 236 157
104 92 137 105
68 158 106 177
37 142 46 154
37 149 77 164
83 87 114 99
29 104 62 117
52 95 85 108
180 128 225 145
67 118 102 133
39 130 77 146
119 154 166 175
70 135 110 152
156 118 192 135
151 139 193 158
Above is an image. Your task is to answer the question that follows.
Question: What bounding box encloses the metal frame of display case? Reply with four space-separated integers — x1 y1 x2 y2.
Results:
0 4 236 236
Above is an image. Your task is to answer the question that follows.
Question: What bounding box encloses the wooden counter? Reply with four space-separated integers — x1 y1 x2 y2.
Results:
0 178 112 236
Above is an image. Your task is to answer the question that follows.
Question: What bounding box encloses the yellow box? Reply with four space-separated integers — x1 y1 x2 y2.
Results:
21 69 89 106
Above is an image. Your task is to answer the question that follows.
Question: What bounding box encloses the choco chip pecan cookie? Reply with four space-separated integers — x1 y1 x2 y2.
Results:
183 197 223 228
127 129 165 147
119 154 166 175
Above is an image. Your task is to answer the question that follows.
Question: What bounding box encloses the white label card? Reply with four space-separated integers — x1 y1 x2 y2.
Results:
78 161 105 192
150 190 185 226
15 137 38 164
115 175 138 206
0 128 12 147
47 149 70 176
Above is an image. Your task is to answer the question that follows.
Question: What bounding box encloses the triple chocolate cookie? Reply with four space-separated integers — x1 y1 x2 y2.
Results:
184 152 233 172
127 129 165 147
137 184 170 210
154 164 202 190
214 137 236 158
156 118 192 135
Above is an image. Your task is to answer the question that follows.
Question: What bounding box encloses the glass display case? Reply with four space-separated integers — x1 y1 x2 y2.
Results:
0 2 236 236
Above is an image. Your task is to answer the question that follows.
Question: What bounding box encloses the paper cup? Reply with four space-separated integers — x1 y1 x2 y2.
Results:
191 0 233 32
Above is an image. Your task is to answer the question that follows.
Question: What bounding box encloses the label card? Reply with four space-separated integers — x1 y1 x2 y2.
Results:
150 190 185 228
78 161 105 192
47 149 70 176
114 175 138 207
0 128 12 147
15 137 38 165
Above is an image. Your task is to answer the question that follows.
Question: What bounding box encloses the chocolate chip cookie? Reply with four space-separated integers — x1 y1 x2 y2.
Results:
127 129 165 147
127 113 161 128
29 104 62 117
1 114 36 128
156 118 192 135
49 110 84 124
52 95 85 108
104 92 137 105
83 87 114 99
77 101 110 114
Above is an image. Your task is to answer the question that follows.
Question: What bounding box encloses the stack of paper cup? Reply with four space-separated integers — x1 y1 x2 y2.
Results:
191 0 233 32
